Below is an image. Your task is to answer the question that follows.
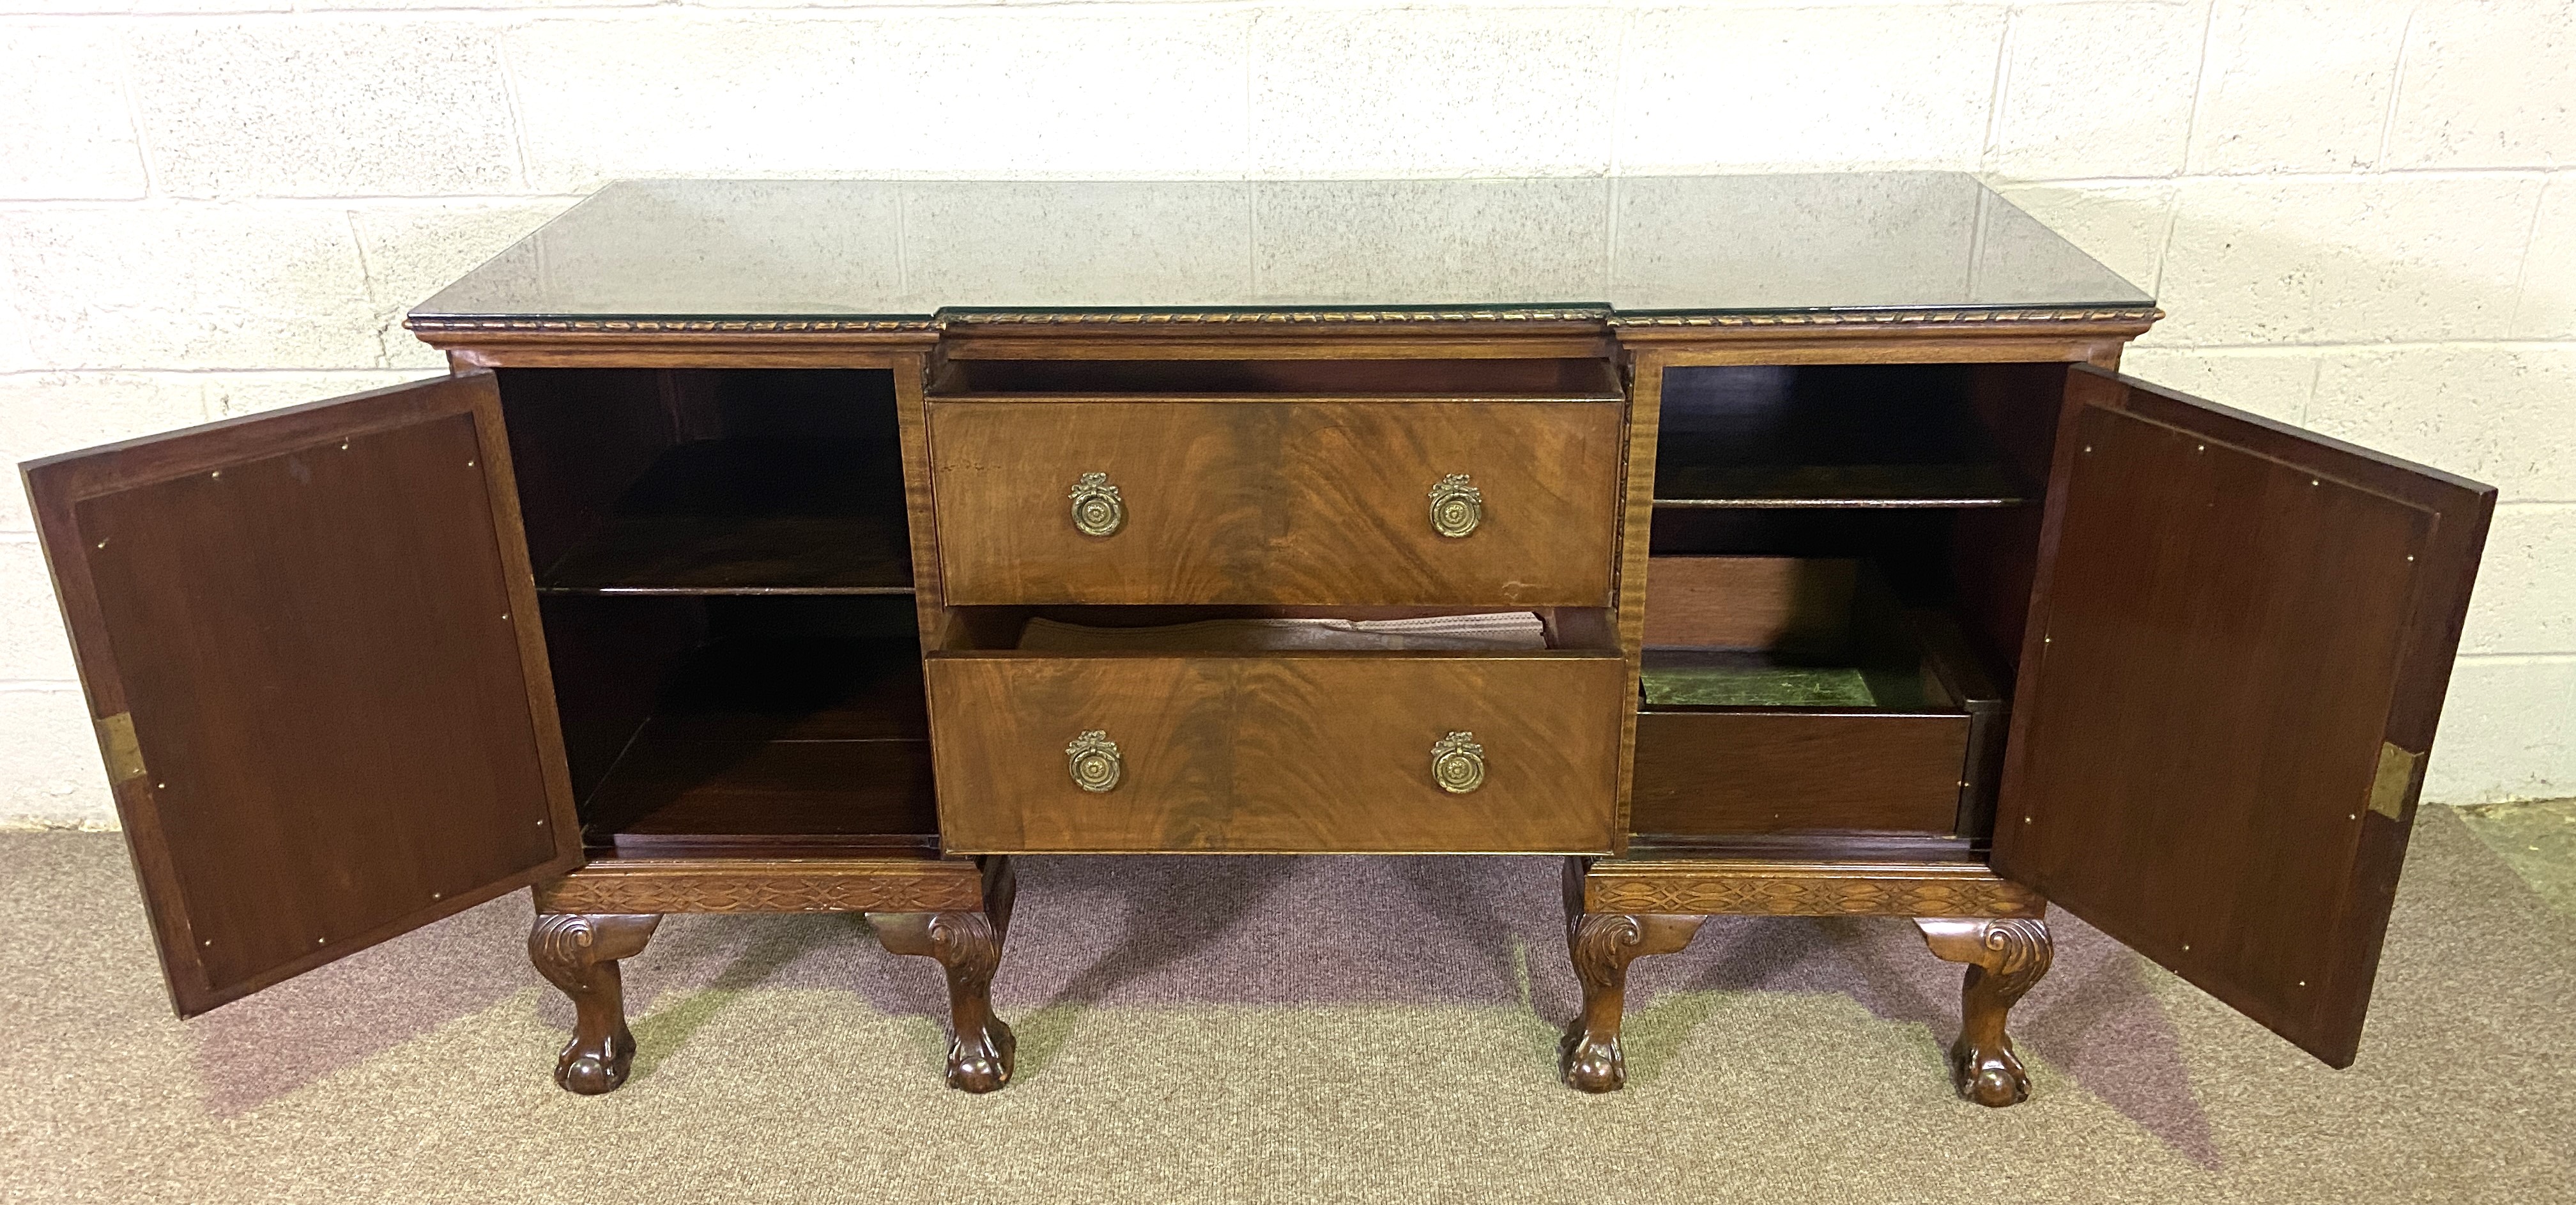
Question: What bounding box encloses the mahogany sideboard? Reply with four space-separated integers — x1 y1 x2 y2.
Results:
24 176 2492 1105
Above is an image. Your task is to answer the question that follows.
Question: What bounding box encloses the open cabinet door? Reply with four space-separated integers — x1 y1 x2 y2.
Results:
22 372 579 1017
1993 365 2492 1068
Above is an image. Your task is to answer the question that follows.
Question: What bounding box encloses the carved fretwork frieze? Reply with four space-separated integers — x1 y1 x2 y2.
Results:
535 861 983 916
1585 861 2044 918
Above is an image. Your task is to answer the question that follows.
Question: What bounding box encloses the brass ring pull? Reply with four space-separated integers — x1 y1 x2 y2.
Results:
1067 730 1122 792
1431 731 1485 794
1070 472 1124 537
1429 474 1482 538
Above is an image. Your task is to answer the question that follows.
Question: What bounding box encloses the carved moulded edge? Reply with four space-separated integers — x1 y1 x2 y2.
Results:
535 861 983 915
1609 306 2163 329
1586 863 2044 918
403 316 940 334
404 305 2161 335
940 307 1614 326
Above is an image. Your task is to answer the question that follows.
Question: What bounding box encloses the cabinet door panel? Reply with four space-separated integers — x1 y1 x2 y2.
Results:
1995 366 2491 1068
22 373 578 1016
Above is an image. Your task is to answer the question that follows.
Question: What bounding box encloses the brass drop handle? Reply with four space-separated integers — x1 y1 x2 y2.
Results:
1067 730 1123 792
1070 472 1125 537
1429 474 1482 538
1431 731 1485 794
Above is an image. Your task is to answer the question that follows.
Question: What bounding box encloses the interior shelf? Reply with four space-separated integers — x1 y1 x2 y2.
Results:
536 439 915 595
579 631 937 856
1653 363 2032 510
1653 461 2028 509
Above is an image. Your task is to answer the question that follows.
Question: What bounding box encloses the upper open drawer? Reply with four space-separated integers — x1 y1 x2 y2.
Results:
926 396 1625 606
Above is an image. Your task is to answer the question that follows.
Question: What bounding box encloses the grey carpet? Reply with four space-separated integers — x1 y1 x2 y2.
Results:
1 807 2570 1203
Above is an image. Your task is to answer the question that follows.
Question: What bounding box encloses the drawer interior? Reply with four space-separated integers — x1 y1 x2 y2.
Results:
1639 557 1981 713
1632 555 2006 843
930 357 1621 400
934 604 1618 654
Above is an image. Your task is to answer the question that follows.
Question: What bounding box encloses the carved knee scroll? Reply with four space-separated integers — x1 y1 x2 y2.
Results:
1559 857 1705 1093
528 912 662 1095
1915 916 2053 1107
870 857 1018 1093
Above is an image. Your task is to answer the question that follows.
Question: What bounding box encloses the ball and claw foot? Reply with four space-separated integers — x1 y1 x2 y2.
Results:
528 912 662 1096
1915 916 2053 1109
1559 1023 1628 1094
874 861 1018 1094
1559 857 1704 1094
947 1016 1017 1093
557 1027 640 1095
1954 1038 2030 1108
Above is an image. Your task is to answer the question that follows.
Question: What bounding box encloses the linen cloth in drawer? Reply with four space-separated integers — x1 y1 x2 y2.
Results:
926 401 1623 606
924 650 1624 852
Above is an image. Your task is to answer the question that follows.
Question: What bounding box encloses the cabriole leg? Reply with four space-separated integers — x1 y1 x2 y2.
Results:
1560 857 1705 1093
528 912 663 1095
1915 916 2053 1107
870 857 1018 1093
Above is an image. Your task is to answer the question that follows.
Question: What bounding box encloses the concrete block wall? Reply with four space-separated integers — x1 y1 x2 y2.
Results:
3 0 2571 825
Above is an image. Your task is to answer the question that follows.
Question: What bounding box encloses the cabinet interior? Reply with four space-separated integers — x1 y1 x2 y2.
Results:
500 367 912 595
500 368 935 856
1637 361 2063 847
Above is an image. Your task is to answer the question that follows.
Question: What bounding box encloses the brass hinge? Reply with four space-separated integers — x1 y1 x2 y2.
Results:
2366 742 2423 821
96 712 148 785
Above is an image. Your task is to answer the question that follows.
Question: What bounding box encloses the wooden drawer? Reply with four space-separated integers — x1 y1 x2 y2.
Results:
925 650 1625 852
1631 710 1972 834
926 401 1623 606
1627 555 2004 840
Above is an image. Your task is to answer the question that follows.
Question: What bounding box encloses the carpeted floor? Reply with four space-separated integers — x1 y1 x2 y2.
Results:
3 805 2571 1204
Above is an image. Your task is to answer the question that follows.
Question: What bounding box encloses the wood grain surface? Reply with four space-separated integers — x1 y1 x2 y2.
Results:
1583 856 2044 917
926 651 1625 852
1993 366 2493 1068
1639 555 1858 649
1630 710 1972 836
927 401 1623 606
21 372 579 1015
536 855 982 914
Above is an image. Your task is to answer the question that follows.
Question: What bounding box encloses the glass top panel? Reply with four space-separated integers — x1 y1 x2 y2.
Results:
411 174 2152 321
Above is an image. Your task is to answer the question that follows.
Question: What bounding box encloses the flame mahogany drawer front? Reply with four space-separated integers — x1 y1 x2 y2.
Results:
923 650 1626 853
924 400 1625 606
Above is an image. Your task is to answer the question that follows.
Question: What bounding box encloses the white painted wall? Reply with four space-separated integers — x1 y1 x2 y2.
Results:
4 0 2572 826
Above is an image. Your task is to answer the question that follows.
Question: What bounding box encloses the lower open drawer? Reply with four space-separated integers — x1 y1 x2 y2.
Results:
1630 556 2005 840
926 642 1625 853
